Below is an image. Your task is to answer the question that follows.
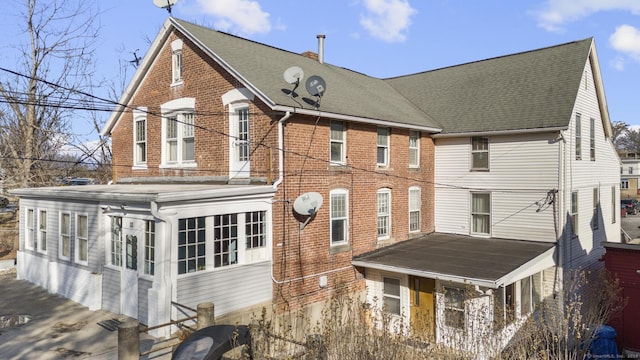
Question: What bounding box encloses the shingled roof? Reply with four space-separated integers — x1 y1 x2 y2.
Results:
385 38 595 135
172 18 442 131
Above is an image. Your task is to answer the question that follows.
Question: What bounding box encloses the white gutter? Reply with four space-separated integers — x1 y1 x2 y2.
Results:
432 126 568 138
271 105 441 133
272 111 291 189
351 260 500 289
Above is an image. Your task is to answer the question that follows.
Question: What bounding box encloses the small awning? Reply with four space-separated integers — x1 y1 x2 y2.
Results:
352 233 556 288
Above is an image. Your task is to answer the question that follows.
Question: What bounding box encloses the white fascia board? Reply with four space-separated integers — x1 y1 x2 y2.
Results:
433 126 568 139
494 246 557 287
351 260 499 288
272 105 442 133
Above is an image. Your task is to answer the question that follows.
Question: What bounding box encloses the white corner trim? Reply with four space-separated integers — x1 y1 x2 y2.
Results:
222 88 254 106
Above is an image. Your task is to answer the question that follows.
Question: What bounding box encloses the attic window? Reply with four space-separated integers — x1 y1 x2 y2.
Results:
171 39 183 85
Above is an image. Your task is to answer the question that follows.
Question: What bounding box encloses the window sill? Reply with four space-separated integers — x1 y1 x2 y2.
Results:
159 162 198 169
328 164 350 172
132 164 148 170
329 243 351 255
170 80 184 87
376 166 393 171
470 168 490 172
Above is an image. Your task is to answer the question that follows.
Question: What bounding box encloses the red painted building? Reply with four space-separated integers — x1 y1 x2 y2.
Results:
603 242 640 352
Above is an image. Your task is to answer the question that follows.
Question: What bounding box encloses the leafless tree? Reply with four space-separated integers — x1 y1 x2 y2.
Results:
611 121 629 150
0 0 101 187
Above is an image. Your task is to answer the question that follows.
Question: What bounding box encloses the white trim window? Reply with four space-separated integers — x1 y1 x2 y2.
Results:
471 136 489 170
444 286 465 329
409 130 420 167
133 108 147 167
330 121 346 165
377 127 389 167
38 210 47 253
409 186 421 232
575 113 582 160
144 220 155 276
178 217 206 274
330 189 348 245
590 118 595 161
612 186 616 224
111 216 123 267
571 191 579 237
383 276 402 315
25 209 35 250
377 188 391 240
214 214 238 268
59 212 71 261
171 39 183 85
161 98 196 167
471 192 491 235
75 214 89 265
246 211 266 249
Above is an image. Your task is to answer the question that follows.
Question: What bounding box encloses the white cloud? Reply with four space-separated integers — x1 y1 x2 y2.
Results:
610 56 626 71
610 24 640 62
532 0 640 32
359 0 416 43
195 0 271 35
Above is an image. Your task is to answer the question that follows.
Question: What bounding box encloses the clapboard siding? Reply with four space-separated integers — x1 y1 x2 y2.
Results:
102 267 121 313
18 198 104 273
176 261 272 316
138 278 153 325
435 132 560 241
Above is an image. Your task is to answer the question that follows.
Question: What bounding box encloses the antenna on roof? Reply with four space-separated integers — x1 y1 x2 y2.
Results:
283 66 304 97
129 49 141 68
153 0 178 15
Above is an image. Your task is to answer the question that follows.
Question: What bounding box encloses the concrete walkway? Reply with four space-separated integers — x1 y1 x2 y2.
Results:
0 270 173 359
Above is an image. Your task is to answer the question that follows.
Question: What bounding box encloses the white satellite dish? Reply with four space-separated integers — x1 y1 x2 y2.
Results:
153 0 178 13
293 192 323 230
293 192 323 216
284 66 304 85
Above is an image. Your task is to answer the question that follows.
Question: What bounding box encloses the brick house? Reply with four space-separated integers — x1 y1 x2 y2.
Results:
11 17 620 350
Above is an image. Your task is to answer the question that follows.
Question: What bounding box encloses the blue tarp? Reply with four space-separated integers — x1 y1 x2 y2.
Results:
585 325 619 359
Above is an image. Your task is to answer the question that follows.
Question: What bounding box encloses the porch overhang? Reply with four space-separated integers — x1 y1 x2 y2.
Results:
352 233 556 289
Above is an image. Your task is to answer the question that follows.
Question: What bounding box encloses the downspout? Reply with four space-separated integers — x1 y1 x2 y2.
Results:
151 200 176 338
272 111 291 189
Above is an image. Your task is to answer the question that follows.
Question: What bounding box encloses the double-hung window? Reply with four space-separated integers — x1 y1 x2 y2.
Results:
611 187 616 224
471 136 489 170
444 286 465 329
409 187 421 232
471 193 491 235
575 114 582 160
133 109 147 166
38 210 47 253
377 127 389 167
246 211 266 249
330 121 346 164
161 98 196 167
383 277 401 315
144 220 155 276
571 191 579 237
76 214 88 264
330 189 348 245
377 189 391 239
171 39 183 85
59 213 71 260
409 131 420 167
26 209 35 250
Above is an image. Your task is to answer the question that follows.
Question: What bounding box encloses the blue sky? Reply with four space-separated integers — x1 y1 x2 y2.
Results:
2 0 640 142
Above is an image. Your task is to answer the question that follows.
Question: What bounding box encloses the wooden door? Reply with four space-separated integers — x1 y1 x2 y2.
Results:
409 276 435 340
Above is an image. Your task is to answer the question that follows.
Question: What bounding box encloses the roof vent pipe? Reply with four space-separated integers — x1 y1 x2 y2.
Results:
317 34 325 64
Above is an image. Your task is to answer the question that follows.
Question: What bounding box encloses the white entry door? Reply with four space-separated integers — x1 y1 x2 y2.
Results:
121 232 139 318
